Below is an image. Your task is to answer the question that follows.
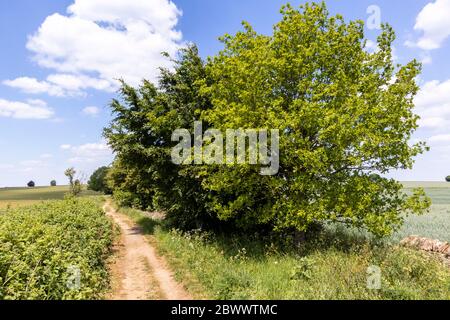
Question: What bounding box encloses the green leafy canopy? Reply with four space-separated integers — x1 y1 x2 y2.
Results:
104 2 430 236
199 2 430 236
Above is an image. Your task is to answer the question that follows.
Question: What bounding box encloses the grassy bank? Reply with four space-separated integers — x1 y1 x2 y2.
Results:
117 206 450 300
0 198 114 300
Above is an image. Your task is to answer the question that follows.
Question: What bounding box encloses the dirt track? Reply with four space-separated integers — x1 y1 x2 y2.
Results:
103 202 191 300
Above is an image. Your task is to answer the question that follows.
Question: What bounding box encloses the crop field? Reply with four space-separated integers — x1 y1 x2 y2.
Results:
393 182 450 242
0 198 114 299
326 182 450 243
0 186 101 209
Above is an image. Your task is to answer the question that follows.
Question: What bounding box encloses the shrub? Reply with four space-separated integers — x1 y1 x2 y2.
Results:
50 180 57 187
27 181 35 188
446 176 450 182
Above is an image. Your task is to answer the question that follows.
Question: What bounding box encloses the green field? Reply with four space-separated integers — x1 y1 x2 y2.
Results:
0 186 101 209
323 182 450 243
394 182 450 242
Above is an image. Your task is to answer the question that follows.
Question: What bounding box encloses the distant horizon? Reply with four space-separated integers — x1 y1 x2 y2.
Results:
2 180 450 190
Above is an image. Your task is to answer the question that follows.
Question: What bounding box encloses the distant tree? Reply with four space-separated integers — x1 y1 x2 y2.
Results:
50 180 57 187
27 181 35 188
446 176 450 182
88 166 111 194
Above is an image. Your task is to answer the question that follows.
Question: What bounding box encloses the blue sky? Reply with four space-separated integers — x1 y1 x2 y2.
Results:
0 0 449 187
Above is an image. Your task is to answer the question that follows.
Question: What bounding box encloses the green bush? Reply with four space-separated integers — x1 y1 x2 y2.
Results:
0 198 114 300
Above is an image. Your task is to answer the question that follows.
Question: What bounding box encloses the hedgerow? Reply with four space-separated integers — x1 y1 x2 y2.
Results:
0 198 114 300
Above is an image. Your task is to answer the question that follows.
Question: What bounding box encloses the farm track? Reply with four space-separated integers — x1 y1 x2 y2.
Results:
103 201 191 300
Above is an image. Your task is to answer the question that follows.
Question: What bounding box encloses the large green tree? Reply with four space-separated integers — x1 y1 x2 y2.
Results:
199 2 430 236
105 2 430 237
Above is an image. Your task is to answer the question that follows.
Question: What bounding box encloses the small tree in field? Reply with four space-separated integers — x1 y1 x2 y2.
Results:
27 181 35 188
50 180 57 187
65 168 81 196
446 176 450 182
65 168 75 186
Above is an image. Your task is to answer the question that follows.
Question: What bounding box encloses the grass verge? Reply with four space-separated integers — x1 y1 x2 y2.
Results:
116 206 450 300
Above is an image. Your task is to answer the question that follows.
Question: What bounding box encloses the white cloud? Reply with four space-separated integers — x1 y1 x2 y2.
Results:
14 0 183 97
61 142 113 164
428 134 450 143
82 106 100 116
0 164 14 170
418 117 448 129
3 77 64 96
407 0 450 50
40 153 53 159
19 160 45 167
60 144 72 150
0 98 54 119
3 74 115 97
365 40 378 52
415 79 450 131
